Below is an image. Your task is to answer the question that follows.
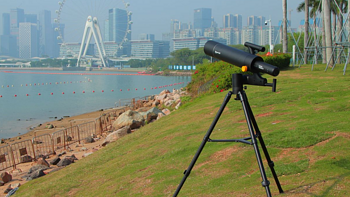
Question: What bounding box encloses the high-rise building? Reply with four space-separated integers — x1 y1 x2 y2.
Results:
223 14 234 28
19 22 38 59
39 10 54 57
233 14 242 30
25 14 37 24
139 33 155 41
108 8 131 43
10 8 25 57
257 16 266 27
193 8 212 36
2 13 10 36
247 16 258 26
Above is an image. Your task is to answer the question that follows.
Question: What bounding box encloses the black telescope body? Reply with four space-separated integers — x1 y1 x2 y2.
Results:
204 40 280 76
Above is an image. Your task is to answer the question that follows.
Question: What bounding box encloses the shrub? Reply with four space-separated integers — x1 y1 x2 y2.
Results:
260 53 291 70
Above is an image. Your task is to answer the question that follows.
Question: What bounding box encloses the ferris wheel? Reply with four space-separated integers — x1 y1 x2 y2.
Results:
54 0 132 63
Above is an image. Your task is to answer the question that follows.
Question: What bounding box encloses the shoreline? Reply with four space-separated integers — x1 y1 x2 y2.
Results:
1 107 126 146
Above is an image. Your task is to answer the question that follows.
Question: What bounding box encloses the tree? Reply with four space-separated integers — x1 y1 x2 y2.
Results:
283 0 288 53
323 0 334 67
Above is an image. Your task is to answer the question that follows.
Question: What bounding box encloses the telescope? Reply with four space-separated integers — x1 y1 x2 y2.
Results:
204 40 280 76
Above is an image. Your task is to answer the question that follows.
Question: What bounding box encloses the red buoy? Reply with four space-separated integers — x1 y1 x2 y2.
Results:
120 89 122 91
102 90 104 92
14 94 17 97
26 94 29 96
92 91 95 93
73 91 76 94
0 95 2 98
111 90 114 92
51 93 53 95
38 93 41 96
62 92 65 94
82 91 85 93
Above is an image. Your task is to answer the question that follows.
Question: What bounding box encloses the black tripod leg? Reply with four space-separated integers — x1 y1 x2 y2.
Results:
238 91 272 197
246 99 284 194
173 91 233 197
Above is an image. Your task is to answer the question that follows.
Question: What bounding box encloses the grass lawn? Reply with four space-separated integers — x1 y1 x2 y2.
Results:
15 64 350 196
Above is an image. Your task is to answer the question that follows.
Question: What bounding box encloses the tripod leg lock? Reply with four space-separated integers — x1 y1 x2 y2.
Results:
268 161 275 168
261 180 270 187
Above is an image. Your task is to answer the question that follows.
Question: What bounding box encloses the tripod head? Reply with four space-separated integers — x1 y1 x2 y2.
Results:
203 40 278 93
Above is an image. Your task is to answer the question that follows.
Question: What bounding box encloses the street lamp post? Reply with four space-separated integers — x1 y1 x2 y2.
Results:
265 19 273 53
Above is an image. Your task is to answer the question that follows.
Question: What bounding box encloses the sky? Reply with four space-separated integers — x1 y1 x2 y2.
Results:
0 0 307 42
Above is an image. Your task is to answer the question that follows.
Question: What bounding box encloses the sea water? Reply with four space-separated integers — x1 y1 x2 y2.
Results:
0 70 191 139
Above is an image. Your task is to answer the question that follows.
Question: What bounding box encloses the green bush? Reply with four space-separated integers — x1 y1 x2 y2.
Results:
260 53 291 70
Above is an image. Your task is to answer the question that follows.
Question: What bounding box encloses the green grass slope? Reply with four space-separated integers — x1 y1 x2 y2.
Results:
16 65 350 196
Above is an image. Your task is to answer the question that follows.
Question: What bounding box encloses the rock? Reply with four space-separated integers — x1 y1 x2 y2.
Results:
103 126 131 146
159 89 170 95
57 157 73 167
0 139 4 144
33 158 50 167
66 136 72 142
0 180 4 186
29 169 46 179
112 110 145 130
58 151 66 157
80 147 88 151
67 154 78 161
162 108 171 116
84 136 95 144
50 157 61 165
17 137 21 140
20 155 32 163
175 101 182 109
0 172 12 183
157 113 165 120
28 165 49 174
164 100 175 107
82 152 93 158
46 124 54 129
10 183 21 188
6 187 19 196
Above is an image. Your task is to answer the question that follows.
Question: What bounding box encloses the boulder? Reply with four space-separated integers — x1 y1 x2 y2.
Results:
33 158 50 167
112 110 145 130
159 89 170 95
57 157 73 167
175 101 182 110
29 169 46 179
50 157 61 165
102 126 131 146
0 180 4 186
20 155 33 163
28 165 49 174
0 172 12 183
84 136 95 144
162 108 171 116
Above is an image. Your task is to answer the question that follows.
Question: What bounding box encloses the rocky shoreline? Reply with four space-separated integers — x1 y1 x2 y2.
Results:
0 88 188 196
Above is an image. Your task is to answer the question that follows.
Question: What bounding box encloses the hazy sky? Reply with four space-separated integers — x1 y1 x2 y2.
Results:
0 0 307 41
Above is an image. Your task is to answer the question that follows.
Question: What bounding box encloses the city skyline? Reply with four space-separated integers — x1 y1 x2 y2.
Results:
0 0 306 41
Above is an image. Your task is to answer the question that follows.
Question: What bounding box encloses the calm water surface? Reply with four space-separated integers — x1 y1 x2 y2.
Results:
0 70 191 139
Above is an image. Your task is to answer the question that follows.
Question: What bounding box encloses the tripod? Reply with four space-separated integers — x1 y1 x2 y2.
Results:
173 73 284 197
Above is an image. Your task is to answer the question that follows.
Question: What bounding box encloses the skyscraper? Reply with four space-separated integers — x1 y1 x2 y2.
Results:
25 14 37 24
2 13 10 36
39 10 54 57
233 14 242 30
10 8 24 57
223 14 234 28
193 8 212 36
19 22 38 59
108 8 131 43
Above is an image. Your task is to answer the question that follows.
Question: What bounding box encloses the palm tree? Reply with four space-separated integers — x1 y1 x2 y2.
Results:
297 0 322 64
324 0 334 67
283 0 288 53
